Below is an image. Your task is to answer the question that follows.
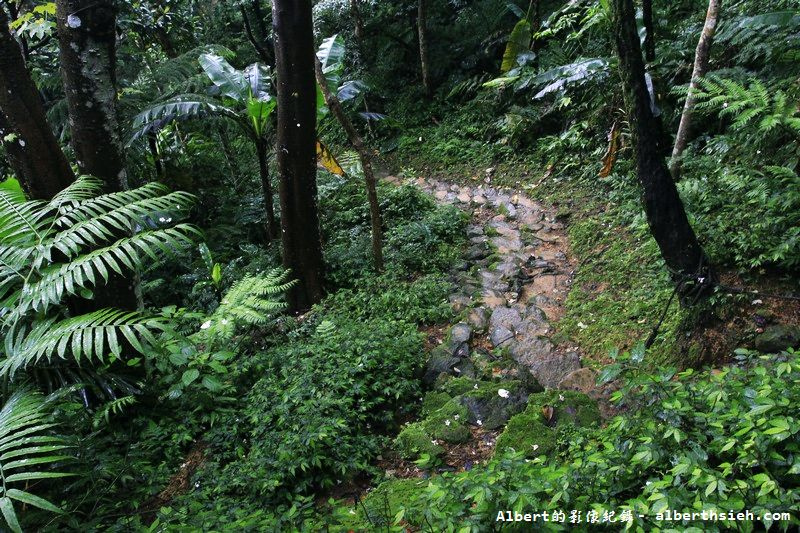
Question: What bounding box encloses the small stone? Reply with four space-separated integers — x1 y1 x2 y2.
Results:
527 352 582 390
490 326 515 347
467 307 489 332
457 192 471 203
558 367 598 394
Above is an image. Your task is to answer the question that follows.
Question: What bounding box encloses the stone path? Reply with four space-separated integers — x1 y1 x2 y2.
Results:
385 174 597 394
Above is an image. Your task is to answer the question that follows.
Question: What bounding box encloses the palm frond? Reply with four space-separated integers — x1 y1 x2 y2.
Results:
0 389 71 533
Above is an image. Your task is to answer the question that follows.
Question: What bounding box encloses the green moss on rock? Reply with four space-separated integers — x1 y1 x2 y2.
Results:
495 390 600 458
422 399 471 443
421 391 451 417
395 422 443 459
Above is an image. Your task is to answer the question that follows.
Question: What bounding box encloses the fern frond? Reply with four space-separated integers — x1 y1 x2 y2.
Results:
10 224 200 317
197 269 296 341
2 309 164 375
0 389 71 533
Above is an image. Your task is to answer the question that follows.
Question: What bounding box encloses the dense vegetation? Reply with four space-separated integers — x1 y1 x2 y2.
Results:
0 0 798 531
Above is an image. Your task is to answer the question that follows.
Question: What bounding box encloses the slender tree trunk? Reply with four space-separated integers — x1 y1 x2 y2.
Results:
417 0 432 98
147 131 165 181
670 0 721 180
0 8 75 199
218 128 241 189
350 0 365 50
255 139 279 241
55 0 128 193
611 0 715 299
314 58 384 271
642 0 656 63
56 0 139 312
241 5 274 66
272 0 325 311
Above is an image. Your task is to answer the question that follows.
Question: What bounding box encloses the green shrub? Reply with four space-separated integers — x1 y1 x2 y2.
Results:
204 316 423 501
384 349 800 531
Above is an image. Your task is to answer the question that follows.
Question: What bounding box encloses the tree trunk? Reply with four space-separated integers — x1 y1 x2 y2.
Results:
272 0 325 311
55 0 139 312
670 0 721 180
0 8 75 199
610 0 715 299
642 0 656 63
241 5 274 66
255 138 279 241
55 0 128 193
314 57 384 271
417 0 432 98
350 0 365 50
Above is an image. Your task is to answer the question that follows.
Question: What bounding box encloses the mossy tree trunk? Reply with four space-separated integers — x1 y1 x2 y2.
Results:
611 0 715 300
642 0 656 62
272 0 325 311
255 138 279 241
56 0 139 312
0 8 75 199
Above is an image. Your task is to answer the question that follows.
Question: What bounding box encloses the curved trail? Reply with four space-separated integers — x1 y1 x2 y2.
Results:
386 174 599 394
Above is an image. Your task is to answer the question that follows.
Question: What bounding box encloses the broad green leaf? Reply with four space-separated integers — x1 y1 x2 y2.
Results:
199 54 249 101
501 19 532 73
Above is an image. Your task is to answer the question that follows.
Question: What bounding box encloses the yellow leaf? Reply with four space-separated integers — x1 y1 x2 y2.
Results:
599 121 621 178
316 140 344 176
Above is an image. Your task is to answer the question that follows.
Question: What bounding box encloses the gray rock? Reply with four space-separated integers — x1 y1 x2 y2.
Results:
558 367 597 394
466 225 484 238
459 385 528 429
490 326 515 347
490 307 523 331
449 294 472 313
467 246 489 261
509 336 554 366
449 323 472 347
467 307 488 333
527 352 582 390
755 325 800 353
423 347 462 386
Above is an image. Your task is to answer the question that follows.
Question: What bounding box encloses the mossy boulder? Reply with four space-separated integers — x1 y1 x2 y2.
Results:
755 325 800 353
436 376 481 396
395 399 471 460
339 478 429 530
458 380 528 430
395 422 444 459
495 390 600 458
421 391 451 417
423 399 471 443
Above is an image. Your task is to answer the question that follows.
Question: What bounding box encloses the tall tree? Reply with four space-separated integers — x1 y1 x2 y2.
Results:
272 0 325 311
0 8 75 199
349 0 365 51
417 0 432 97
610 0 715 297
55 0 139 311
56 0 129 193
314 56 384 271
670 0 722 180
642 0 656 62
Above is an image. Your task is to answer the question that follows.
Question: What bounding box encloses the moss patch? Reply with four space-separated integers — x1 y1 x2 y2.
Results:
495 390 599 458
395 422 444 459
335 478 430 530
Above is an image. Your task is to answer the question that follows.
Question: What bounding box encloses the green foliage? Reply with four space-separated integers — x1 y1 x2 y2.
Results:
200 315 423 502
0 389 71 533
383 349 800 531
693 76 800 137
0 176 199 375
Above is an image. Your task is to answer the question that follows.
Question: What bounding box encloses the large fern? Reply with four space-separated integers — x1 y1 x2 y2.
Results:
0 176 200 376
0 389 71 533
198 269 295 342
692 76 800 138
